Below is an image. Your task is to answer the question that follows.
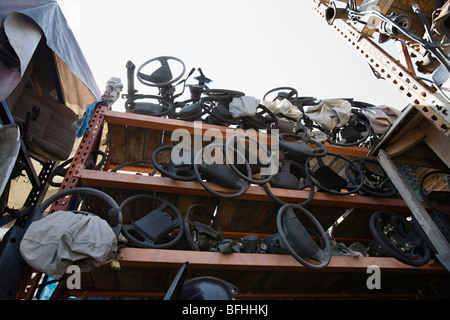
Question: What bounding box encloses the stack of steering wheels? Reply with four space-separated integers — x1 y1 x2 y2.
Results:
37 56 436 273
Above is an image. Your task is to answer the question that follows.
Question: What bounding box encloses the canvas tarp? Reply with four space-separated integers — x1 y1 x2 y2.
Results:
0 0 100 110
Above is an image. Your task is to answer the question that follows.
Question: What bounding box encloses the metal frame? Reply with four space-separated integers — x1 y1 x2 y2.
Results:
311 0 450 137
13 96 110 300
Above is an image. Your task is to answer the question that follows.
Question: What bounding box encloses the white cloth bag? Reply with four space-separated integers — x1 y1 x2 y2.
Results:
20 210 118 279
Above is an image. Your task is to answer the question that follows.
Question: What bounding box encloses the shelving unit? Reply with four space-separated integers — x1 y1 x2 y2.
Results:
14 0 450 300
15 102 444 300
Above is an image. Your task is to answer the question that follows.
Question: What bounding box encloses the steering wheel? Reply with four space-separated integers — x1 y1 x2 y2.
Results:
224 134 277 185
49 151 106 187
346 158 398 198
204 89 245 102
305 153 364 195
124 94 173 117
277 204 331 269
202 97 241 126
136 56 186 87
169 99 207 121
184 204 224 251
151 145 197 181
193 143 251 198
263 158 315 206
320 110 372 147
263 87 298 101
240 104 278 131
33 187 123 237
279 133 328 161
120 194 184 249
419 169 450 215
369 210 432 266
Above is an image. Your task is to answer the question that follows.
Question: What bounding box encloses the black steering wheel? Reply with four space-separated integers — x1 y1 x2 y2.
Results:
305 153 364 195
124 94 173 116
320 109 372 147
263 86 298 101
151 145 197 181
279 133 328 161
49 150 106 187
204 89 245 103
224 134 277 185
120 194 184 249
277 204 331 269
193 143 251 198
169 99 207 121
33 187 123 237
263 158 315 207
240 104 278 131
346 158 398 198
369 210 432 266
184 204 224 251
136 56 186 87
202 97 241 126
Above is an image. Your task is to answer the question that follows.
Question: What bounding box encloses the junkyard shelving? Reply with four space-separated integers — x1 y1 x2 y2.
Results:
55 106 450 299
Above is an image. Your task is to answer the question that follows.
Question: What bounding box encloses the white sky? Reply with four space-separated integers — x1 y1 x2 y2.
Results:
57 0 411 111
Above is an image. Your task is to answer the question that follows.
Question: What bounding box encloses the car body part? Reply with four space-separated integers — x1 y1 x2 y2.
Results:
306 153 363 195
164 261 239 300
279 133 328 163
136 56 186 88
32 187 123 237
169 99 206 121
319 109 372 147
124 94 173 117
346 157 398 198
193 143 251 198
263 157 315 206
225 134 276 185
274 204 331 269
183 204 223 251
263 86 298 101
49 150 106 187
369 210 432 266
120 194 184 249
240 104 278 131
152 145 197 181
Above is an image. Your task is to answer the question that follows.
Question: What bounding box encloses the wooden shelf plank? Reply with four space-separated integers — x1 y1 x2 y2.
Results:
76 169 409 211
117 247 448 273
103 109 373 159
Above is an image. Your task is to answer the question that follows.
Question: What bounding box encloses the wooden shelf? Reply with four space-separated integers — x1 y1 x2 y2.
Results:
70 108 450 299
77 169 410 212
117 248 447 273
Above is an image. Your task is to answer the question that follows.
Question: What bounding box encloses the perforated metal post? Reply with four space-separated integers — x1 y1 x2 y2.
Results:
310 0 450 137
377 150 450 270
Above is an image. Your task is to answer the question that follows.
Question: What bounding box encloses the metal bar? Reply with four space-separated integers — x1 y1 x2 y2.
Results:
0 100 41 188
48 100 108 213
311 0 450 137
377 149 450 270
